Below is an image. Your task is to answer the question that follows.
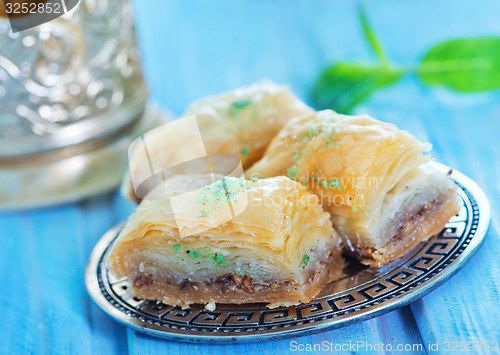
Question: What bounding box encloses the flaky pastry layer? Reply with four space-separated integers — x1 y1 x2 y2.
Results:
125 248 343 309
124 80 313 202
185 80 314 169
248 110 460 264
109 175 343 308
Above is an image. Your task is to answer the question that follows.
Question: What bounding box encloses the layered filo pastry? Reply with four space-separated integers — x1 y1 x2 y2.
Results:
248 110 460 266
108 175 343 309
184 80 314 168
124 80 313 202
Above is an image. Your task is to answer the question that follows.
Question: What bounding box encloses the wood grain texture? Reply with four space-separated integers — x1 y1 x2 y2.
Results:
0 195 129 355
1 0 499 354
124 307 424 355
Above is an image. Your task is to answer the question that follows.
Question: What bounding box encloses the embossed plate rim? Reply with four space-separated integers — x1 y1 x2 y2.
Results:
85 162 490 343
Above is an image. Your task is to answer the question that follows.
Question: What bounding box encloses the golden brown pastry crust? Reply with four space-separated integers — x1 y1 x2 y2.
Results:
109 175 343 308
349 193 459 266
248 110 460 265
247 110 432 216
123 81 313 202
185 80 314 169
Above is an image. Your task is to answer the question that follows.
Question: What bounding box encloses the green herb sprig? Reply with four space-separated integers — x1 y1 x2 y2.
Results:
312 6 500 114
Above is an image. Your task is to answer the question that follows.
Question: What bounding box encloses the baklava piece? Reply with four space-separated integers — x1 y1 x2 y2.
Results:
248 110 460 266
108 175 343 309
124 80 313 202
184 80 314 168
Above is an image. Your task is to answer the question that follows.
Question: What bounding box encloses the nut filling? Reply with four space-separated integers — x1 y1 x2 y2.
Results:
127 249 344 308
352 194 458 265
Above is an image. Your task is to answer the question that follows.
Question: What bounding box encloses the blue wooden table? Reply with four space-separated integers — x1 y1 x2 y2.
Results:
1 0 499 354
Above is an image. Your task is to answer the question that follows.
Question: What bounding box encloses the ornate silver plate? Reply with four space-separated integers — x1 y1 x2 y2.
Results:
85 163 490 343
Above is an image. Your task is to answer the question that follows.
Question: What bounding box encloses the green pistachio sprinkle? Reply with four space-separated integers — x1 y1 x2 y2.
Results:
228 99 253 118
302 255 310 269
238 269 245 276
173 244 181 251
299 134 312 142
264 216 269 220
241 147 249 156
195 177 246 218
330 179 341 189
215 253 229 267
288 167 298 179
232 99 252 109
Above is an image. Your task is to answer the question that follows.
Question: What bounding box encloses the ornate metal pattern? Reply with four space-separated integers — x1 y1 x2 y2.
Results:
85 164 490 342
0 0 147 157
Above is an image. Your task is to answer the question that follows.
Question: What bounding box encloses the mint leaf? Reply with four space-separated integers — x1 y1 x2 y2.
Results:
417 37 500 92
359 6 388 66
312 63 403 113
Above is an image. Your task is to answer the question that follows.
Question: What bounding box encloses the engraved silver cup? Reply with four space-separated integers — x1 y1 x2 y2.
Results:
0 0 161 209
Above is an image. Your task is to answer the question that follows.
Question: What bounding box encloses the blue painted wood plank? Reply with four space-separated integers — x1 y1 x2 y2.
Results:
81 195 130 355
365 89 500 353
408 108 500 347
0 196 129 355
125 307 424 355
363 40 500 352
